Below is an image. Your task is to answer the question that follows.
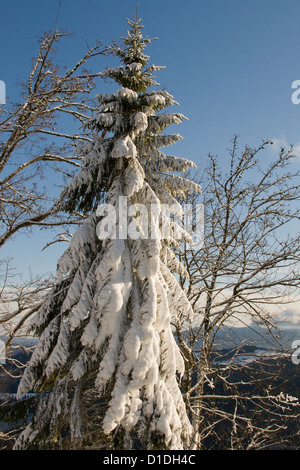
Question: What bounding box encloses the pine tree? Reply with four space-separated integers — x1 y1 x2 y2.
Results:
14 13 200 450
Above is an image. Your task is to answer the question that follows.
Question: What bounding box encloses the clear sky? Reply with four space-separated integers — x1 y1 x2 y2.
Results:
1 0 300 277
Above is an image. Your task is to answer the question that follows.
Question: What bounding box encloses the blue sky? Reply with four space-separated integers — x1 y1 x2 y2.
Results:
1 0 300 277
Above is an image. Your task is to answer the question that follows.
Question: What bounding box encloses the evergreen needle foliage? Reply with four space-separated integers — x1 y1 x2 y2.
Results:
14 14 199 450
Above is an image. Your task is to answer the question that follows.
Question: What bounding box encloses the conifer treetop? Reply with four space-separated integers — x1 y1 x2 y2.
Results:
101 12 163 93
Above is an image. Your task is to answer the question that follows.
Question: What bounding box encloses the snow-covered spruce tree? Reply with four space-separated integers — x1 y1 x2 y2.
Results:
14 15 200 450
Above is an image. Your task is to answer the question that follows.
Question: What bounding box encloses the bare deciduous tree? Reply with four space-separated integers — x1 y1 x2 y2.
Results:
0 28 106 248
0 28 107 448
175 136 300 449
